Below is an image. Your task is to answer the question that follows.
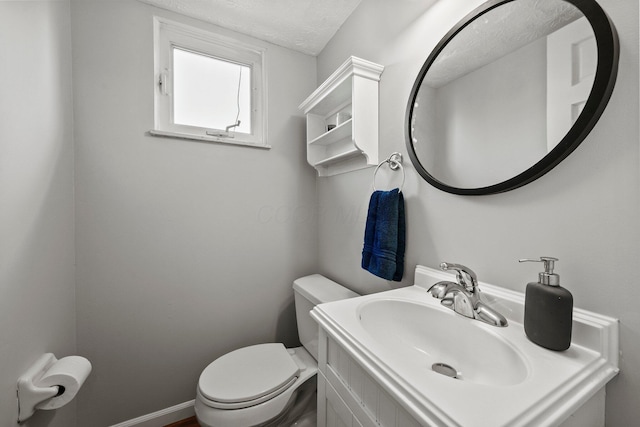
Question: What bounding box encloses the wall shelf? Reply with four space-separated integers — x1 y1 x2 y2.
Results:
313 147 361 167
308 119 353 146
299 57 384 177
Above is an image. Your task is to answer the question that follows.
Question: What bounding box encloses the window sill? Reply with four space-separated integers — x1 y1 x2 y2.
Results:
148 130 271 150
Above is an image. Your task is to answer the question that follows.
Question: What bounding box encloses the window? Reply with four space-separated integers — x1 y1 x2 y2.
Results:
152 17 268 148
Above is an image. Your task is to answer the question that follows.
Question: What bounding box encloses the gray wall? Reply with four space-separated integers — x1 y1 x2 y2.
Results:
70 1 318 425
427 38 547 187
316 0 640 425
0 1 77 426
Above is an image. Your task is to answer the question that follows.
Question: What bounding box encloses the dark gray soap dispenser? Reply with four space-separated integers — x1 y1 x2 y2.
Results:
519 257 573 351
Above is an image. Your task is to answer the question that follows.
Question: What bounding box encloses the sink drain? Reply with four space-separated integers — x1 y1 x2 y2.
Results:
432 363 458 379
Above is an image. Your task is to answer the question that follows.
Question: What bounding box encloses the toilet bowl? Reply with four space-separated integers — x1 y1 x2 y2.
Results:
195 274 359 427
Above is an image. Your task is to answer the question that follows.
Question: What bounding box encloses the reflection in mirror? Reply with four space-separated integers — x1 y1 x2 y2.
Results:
406 0 618 195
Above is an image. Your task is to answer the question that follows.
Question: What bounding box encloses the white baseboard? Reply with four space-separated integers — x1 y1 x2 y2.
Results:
109 400 195 427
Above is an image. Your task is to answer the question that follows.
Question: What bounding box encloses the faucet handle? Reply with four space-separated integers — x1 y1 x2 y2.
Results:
440 262 478 291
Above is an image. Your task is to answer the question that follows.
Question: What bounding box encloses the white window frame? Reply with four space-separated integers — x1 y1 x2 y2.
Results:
151 17 269 149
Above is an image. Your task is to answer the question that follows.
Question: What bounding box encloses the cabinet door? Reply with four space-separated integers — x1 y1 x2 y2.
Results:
319 373 360 427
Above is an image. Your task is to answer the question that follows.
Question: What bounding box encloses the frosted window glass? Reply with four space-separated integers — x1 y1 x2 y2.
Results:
173 48 251 134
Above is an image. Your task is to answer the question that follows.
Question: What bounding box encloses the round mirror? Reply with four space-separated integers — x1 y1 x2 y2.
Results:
405 0 619 195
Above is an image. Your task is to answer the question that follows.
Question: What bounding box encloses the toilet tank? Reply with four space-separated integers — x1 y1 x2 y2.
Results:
293 274 359 360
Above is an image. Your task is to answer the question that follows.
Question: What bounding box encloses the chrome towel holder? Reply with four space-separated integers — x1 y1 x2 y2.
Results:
373 152 405 192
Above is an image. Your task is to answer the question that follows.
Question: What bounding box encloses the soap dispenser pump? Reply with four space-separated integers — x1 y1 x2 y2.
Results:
519 257 573 351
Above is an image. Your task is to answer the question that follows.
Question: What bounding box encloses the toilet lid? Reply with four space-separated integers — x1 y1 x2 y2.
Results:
198 343 300 406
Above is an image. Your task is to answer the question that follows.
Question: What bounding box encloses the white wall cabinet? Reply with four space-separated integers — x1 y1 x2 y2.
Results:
299 57 384 176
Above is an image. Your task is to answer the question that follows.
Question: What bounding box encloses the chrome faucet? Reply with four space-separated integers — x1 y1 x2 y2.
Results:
427 262 508 327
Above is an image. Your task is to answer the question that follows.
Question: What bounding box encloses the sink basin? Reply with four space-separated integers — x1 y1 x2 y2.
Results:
357 298 529 386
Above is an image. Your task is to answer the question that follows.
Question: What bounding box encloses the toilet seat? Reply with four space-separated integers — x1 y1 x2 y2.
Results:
198 343 300 410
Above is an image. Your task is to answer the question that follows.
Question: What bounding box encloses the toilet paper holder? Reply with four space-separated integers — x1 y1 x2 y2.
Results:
17 353 91 423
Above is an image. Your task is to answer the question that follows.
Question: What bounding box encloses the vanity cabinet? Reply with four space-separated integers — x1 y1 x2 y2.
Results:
298 56 383 177
317 330 420 427
312 265 618 427
316 327 607 427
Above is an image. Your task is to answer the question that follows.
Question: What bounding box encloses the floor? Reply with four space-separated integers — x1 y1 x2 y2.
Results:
164 417 200 427
165 412 317 427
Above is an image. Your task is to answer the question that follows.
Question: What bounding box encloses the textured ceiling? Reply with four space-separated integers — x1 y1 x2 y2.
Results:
425 0 584 87
138 0 362 56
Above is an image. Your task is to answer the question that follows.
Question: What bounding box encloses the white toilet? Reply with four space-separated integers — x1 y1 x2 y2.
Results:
195 274 359 427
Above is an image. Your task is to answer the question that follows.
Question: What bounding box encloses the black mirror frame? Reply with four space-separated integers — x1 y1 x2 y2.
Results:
405 0 619 195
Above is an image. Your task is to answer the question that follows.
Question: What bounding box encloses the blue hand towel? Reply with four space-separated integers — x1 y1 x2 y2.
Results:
362 188 405 281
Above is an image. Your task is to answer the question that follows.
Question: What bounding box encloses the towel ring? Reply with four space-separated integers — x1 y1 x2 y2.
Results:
373 152 405 192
